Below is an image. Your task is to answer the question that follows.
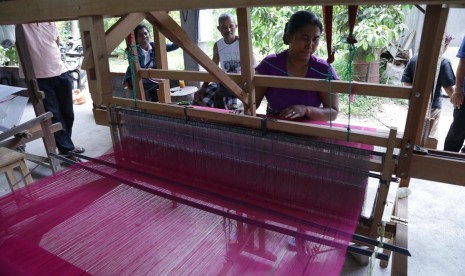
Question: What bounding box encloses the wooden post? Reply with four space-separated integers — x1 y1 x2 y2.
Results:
237 8 256 115
370 128 397 237
397 5 449 179
151 18 172 103
78 16 114 106
391 196 409 276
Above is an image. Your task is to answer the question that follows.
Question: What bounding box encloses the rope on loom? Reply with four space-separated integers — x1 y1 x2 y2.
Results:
323 5 359 141
336 5 359 141
325 5 361 141
125 45 138 108
345 44 357 141
344 5 359 142
323 6 334 127
368 221 386 276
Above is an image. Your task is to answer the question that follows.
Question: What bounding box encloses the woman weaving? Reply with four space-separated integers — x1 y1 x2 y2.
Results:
255 11 339 121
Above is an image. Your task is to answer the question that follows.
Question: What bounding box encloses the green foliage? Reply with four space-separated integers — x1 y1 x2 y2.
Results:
250 6 322 59
56 21 73 41
331 52 351 81
338 95 384 117
333 5 408 63
0 46 18 65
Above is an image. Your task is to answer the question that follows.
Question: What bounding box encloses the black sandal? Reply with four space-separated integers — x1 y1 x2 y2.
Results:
69 147 85 154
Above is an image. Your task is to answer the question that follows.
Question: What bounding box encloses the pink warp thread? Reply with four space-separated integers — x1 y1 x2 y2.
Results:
0 113 370 275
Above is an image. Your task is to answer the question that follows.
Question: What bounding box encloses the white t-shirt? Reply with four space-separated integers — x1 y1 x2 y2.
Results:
141 43 154 68
19 23 68 79
216 37 241 73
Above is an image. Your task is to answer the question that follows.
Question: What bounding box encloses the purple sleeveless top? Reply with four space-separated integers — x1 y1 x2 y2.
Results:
255 50 338 112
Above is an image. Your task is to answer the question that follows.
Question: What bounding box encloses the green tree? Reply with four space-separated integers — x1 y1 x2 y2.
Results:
333 5 407 62
0 46 18 65
250 6 323 59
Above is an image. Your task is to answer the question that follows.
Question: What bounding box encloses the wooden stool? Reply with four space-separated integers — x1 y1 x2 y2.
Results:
0 147 33 191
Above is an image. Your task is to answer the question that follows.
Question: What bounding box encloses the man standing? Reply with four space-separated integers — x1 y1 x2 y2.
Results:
445 36 465 152
402 34 455 147
19 22 84 157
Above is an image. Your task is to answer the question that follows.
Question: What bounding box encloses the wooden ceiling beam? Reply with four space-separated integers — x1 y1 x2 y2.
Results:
1 0 465 25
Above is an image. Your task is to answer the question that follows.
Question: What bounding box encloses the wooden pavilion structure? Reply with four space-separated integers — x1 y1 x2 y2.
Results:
1 1 465 275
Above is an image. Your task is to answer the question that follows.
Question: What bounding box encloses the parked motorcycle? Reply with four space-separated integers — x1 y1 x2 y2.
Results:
60 36 86 89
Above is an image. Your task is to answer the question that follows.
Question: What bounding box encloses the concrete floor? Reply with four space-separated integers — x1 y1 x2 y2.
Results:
1 89 465 275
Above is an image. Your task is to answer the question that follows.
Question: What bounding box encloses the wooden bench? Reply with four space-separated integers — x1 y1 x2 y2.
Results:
0 147 32 191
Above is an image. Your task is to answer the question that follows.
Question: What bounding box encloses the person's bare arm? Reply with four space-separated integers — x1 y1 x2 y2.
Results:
212 43 220 65
280 91 339 121
451 58 465 108
195 42 220 103
444 85 454 97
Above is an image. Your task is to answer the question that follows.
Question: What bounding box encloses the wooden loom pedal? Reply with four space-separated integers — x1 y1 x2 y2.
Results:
228 223 278 262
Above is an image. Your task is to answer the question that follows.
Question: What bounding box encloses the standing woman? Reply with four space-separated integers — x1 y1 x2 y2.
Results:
124 24 179 102
255 11 339 121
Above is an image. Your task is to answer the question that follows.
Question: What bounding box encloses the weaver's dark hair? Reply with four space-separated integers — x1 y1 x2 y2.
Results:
283 11 323 45
133 24 148 36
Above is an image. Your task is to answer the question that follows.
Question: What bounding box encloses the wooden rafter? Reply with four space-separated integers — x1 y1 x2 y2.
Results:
81 13 146 70
1 0 465 25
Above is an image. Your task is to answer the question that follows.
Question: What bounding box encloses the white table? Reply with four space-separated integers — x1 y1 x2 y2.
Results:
170 86 197 103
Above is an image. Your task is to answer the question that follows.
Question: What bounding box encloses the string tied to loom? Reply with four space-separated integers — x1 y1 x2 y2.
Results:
346 5 358 45
344 5 359 141
125 35 138 108
368 221 386 275
344 43 358 141
322 5 336 128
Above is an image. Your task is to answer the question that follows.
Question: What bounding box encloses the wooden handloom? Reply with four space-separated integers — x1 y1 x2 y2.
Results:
2 1 465 275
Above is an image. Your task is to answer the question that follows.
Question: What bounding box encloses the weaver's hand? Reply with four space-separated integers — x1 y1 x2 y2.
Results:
450 92 464 109
193 87 207 106
280 105 308 119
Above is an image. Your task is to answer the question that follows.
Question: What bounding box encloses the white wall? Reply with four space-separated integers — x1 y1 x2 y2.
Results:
404 6 465 55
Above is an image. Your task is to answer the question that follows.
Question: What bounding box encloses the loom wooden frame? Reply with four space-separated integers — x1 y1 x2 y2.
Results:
3 1 465 275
